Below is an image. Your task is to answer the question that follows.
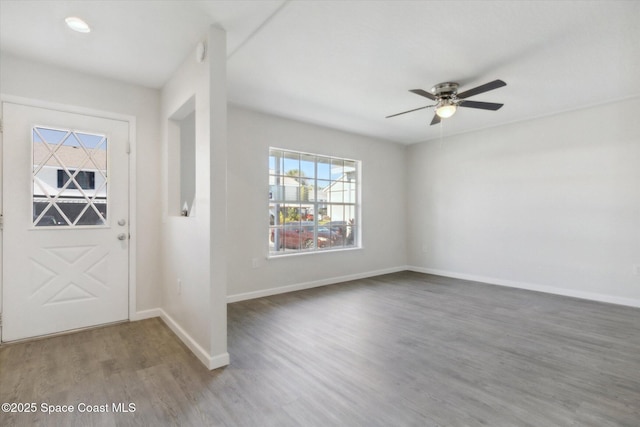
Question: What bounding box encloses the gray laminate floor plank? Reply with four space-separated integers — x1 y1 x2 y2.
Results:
1 271 639 426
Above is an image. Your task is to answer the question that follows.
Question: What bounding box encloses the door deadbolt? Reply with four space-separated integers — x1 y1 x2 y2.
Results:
118 219 126 226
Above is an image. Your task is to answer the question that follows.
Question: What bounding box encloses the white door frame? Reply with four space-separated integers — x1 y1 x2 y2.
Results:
0 95 138 333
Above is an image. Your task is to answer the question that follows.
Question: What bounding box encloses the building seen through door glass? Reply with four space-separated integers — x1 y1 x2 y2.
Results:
32 126 108 226
269 148 360 255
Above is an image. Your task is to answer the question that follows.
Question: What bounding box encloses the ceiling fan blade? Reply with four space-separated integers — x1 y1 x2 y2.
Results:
430 114 441 126
386 105 435 118
459 100 504 111
409 89 438 101
457 79 506 99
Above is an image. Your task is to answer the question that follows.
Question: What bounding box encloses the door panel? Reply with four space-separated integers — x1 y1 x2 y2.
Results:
2 102 129 341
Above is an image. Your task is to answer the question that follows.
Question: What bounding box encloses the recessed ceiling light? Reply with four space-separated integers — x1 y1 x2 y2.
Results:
65 16 91 33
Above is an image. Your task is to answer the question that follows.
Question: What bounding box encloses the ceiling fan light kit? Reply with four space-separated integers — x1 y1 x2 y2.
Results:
387 79 506 125
435 100 457 118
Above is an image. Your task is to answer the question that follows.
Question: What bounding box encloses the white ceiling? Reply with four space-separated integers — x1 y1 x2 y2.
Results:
1 0 639 144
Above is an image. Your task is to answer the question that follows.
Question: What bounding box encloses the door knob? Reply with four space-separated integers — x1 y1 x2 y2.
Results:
117 233 127 241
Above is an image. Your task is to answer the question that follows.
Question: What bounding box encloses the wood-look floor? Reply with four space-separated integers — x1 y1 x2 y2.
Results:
1 271 639 426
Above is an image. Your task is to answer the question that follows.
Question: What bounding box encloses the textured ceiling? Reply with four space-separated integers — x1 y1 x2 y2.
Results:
1 0 639 144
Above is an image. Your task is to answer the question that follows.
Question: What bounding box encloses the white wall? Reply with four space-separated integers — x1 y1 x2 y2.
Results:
227 106 407 300
0 52 162 314
407 97 640 306
159 27 228 369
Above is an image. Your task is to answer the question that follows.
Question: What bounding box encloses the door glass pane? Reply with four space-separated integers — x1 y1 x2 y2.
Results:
33 126 108 227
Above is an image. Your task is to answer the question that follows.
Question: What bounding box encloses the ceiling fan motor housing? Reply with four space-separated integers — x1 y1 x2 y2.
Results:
431 82 459 99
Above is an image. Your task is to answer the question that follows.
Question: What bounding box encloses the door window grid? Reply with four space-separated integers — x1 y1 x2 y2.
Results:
32 126 108 227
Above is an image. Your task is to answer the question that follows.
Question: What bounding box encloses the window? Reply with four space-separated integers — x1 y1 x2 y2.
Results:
57 169 95 190
32 126 108 227
269 148 359 255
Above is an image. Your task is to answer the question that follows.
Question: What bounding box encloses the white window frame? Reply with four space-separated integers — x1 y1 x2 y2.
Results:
269 147 360 256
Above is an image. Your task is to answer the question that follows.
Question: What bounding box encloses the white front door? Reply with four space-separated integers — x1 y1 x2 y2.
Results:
1 102 130 342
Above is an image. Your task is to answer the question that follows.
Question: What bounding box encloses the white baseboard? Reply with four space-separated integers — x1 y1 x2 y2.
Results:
130 308 162 321
158 309 230 370
208 352 231 370
408 266 640 308
227 266 407 303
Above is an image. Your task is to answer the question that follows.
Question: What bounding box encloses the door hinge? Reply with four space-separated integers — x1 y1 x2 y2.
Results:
0 214 3 230
0 118 3 133
126 141 131 154
0 313 3 327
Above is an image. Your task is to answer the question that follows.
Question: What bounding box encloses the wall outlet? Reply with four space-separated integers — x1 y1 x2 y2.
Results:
177 279 182 295
634 265 640 276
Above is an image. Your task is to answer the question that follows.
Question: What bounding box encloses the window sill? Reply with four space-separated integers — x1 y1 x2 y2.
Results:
267 246 362 260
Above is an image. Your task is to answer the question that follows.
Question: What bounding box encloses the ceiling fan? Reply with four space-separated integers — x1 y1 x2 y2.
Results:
387 79 507 125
